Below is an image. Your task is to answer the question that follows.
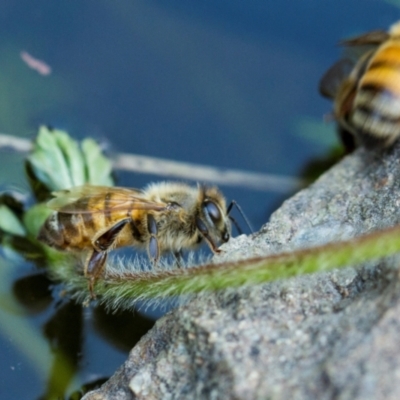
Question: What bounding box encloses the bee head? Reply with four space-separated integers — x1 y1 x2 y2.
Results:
196 185 231 252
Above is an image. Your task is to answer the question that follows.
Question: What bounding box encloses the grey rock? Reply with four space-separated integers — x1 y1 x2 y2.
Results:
83 144 400 400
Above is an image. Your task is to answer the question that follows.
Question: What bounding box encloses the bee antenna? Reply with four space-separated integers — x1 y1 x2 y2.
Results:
229 215 243 235
227 200 253 234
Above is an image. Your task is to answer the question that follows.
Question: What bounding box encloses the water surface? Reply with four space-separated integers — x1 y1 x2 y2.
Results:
0 1 398 398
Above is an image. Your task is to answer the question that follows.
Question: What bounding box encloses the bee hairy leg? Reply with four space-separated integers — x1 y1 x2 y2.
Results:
85 249 108 299
94 218 130 251
147 214 160 264
86 218 129 298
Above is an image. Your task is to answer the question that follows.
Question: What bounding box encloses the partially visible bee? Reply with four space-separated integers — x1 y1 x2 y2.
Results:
319 21 400 150
38 182 234 296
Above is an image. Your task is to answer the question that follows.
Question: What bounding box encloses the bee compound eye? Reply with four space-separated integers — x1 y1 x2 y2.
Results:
204 201 221 223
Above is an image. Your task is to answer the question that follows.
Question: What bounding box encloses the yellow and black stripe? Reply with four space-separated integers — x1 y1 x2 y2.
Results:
351 35 400 147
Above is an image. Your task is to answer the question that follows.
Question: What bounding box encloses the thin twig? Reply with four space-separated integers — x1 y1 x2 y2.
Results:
114 153 302 192
0 133 304 192
0 133 33 152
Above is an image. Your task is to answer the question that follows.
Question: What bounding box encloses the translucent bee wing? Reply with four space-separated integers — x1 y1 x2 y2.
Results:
50 185 143 201
337 30 389 66
47 185 168 213
319 58 355 99
340 30 389 47
320 29 389 99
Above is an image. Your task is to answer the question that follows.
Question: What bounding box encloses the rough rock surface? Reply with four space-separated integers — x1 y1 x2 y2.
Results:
83 144 400 400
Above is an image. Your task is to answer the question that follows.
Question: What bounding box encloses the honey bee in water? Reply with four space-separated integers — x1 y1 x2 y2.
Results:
319 21 400 150
38 182 233 296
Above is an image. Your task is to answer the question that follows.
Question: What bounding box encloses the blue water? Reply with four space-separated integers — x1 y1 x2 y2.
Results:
0 1 398 398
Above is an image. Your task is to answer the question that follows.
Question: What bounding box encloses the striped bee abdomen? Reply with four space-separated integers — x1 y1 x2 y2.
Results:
37 212 92 251
351 40 400 148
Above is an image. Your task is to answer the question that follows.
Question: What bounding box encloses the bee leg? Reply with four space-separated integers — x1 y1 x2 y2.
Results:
94 218 130 251
85 249 108 299
86 219 130 297
174 251 183 268
196 217 220 253
147 214 159 265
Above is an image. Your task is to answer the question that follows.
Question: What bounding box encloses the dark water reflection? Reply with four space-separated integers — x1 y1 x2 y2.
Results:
8 268 156 399
13 272 53 313
0 0 398 398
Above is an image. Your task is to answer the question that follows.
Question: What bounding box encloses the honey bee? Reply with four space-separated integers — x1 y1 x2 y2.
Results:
319 21 400 149
38 182 233 296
